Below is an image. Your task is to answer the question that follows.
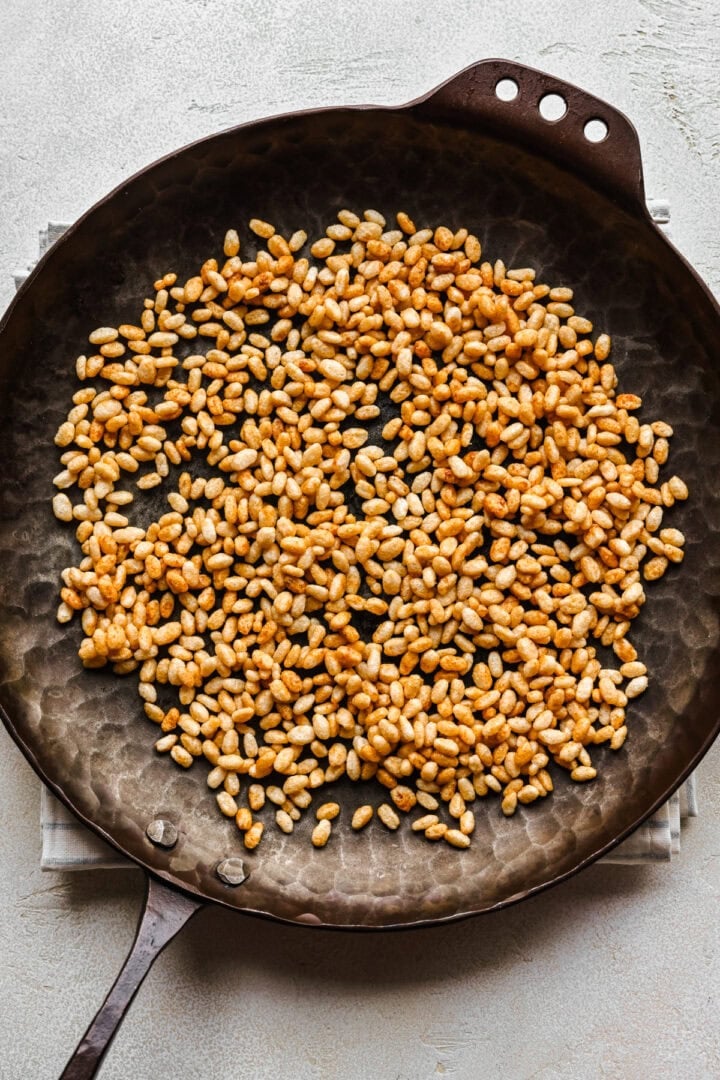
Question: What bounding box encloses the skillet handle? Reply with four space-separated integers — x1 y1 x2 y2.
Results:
411 59 646 211
59 874 204 1080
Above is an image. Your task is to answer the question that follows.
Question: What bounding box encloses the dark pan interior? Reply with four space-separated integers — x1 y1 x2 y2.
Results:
1 106 719 927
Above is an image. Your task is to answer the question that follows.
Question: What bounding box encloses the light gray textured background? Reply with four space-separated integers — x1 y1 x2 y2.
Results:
1 2 719 1078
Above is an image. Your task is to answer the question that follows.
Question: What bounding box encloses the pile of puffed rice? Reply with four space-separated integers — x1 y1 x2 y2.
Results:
52 209 688 850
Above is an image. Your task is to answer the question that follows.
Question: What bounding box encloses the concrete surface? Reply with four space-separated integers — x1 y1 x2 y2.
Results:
1 1 719 1078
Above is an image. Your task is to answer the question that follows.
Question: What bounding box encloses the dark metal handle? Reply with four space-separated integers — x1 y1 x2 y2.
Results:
60 874 204 1080
410 59 645 210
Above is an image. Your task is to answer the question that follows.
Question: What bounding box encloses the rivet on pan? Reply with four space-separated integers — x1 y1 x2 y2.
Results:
146 819 178 848
216 857 248 886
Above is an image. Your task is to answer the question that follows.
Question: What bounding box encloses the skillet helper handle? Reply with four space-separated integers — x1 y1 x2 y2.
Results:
412 59 646 211
60 875 203 1080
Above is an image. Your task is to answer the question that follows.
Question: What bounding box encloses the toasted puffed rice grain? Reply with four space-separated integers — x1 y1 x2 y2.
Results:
248 784 266 811
312 819 332 847
625 676 649 699
416 791 440 812
170 745 193 769
351 805 373 830
216 791 238 817
224 229 240 257
88 327 118 345
52 493 73 521
155 734 177 753
378 804 400 830
412 814 440 831
276 810 294 834
249 218 274 238
445 829 471 849
571 766 598 782
244 821 264 849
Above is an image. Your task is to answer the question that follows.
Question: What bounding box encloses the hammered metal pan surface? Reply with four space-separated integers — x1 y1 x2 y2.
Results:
2 60 719 928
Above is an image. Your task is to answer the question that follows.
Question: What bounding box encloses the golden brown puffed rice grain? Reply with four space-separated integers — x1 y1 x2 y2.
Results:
53 209 688 853
311 819 332 847
351 805 374 830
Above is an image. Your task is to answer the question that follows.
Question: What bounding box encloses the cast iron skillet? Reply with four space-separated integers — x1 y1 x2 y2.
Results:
1 59 720 1079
